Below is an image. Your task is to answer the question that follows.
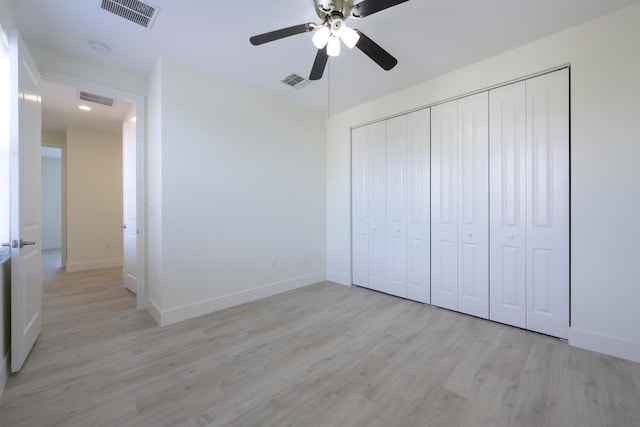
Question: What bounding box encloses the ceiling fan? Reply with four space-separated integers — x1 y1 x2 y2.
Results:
249 0 410 81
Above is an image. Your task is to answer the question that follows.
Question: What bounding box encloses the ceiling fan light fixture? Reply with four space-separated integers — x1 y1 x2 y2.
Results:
341 26 360 49
327 35 341 56
312 26 331 49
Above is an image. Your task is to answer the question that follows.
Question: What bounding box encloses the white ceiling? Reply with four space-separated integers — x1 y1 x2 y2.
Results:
10 0 640 129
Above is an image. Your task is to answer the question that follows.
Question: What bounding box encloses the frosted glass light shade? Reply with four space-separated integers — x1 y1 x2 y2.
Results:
327 36 341 56
341 26 360 49
312 26 331 49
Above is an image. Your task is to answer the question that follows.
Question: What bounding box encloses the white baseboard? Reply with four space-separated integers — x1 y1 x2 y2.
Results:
326 271 351 286
0 351 8 399
156 272 325 326
146 297 162 326
65 258 123 273
569 327 640 363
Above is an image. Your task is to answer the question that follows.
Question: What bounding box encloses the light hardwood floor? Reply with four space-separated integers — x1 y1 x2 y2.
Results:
1 251 639 426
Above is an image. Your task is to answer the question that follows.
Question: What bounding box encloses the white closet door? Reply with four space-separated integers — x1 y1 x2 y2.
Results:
368 121 387 293
352 125 369 287
386 115 407 298
431 100 458 311
457 92 489 319
526 69 570 339
489 82 527 327
406 109 431 303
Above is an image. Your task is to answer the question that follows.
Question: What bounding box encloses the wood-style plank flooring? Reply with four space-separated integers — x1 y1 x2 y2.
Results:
1 250 639 426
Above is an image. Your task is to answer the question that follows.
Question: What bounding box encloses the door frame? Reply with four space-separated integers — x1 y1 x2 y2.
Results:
41 70 148 310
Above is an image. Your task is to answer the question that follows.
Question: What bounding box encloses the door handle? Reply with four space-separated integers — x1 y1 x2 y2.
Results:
19 239 36 248
6 239 36 249
121 224 127 229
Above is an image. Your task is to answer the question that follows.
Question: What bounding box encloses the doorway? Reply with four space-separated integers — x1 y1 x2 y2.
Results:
39 73 146 310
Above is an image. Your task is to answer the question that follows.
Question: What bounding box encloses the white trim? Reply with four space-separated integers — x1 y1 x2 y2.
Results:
155 272 326 326
326 271 351 286
65 258 123 273
569 327 640 363
38 70 147 311
146 297 162 325
0 351 8 398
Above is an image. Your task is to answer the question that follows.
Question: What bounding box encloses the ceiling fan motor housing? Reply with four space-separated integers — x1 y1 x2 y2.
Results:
315 0 356 21
330 17 345 35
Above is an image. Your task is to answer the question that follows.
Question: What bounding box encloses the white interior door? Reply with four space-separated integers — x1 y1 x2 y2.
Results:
431 100 458 311
457 92 489 319
351 125 369 287
122 116 137 294
406 108 430 303
385 115 407 298
489 81 527 328
10 30 42 373
525 69 570 339
368 121 387 293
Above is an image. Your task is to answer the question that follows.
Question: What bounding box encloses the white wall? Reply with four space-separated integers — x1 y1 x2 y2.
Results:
42 130 65 146
147 57 327 325
66 127 123 272
326 4 640 362
41 155 62 249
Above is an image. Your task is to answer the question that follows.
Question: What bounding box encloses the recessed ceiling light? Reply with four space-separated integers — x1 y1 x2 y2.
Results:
89 41 111 54
78 105 92 111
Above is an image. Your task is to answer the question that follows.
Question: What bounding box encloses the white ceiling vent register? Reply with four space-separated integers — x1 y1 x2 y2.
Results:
100 0 160 29
79 91 115 107
281 73 310 90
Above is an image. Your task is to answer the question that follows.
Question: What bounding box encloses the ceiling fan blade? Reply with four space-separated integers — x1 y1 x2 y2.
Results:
309 47 329 80
355 30 398 70
351 0 410 18
250 23 314 46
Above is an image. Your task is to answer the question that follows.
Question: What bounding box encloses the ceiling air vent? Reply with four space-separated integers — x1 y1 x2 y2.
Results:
79 91 115 107
100 0 160 29
281 73 310 90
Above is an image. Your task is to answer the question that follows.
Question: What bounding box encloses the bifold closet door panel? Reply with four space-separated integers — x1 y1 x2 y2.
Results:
352 125 369 287
406 109 431 303
368 121 388 293
526 69 570 339
386 115 408 298
431 100 459 311
489 82 527 328
457 92 489 319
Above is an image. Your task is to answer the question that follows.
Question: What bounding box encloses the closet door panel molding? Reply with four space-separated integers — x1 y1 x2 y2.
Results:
386 115 408 298
352 125 369 287
367 121 387 293
431 100 459 311
457 92 489 319
489 81 527 328
406 109 431 303
525 69 570 339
